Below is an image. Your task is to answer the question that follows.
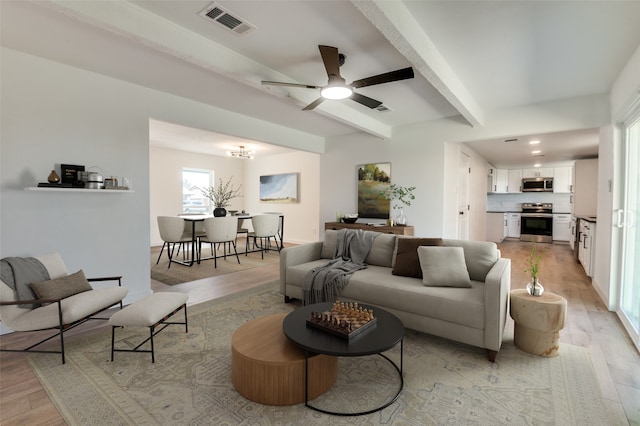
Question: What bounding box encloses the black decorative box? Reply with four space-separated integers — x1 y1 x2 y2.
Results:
60 164 85 184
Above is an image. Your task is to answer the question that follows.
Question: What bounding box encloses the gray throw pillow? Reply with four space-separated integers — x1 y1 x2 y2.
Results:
417 246 472 287
29 270 92 301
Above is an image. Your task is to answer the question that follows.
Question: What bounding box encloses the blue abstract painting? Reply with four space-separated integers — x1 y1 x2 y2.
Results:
259 173 298 203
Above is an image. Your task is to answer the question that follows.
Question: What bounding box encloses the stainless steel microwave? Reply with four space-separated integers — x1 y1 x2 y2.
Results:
522 177 553 192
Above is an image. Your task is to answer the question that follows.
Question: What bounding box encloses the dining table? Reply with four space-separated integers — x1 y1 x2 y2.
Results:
176 213 284 266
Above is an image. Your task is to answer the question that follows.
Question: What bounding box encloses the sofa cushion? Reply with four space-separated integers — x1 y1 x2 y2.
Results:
321 230 339 259
365 233 397 267
392 237 443 278
443 240 499 282
417 246 472 287
320 230 396 267
8 286 128 331
340 266 485 329
29 270 92 301
285 259 334 286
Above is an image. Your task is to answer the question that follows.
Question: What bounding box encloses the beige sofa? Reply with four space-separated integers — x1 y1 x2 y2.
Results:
280 230 511 361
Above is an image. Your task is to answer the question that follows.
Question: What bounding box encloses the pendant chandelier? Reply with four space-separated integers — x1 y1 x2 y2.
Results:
227 146 253 159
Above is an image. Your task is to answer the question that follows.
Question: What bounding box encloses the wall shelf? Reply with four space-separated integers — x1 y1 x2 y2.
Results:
25 187 134 193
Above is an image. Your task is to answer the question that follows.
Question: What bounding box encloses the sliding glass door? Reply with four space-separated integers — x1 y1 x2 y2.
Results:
618 111 640 351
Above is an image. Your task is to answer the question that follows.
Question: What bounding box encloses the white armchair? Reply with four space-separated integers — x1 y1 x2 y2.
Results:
0 253 128 364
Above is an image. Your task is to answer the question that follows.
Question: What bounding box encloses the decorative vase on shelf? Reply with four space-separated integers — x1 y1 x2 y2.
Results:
213 207 227 217
526 277 544 296
47 170 61 184
395 208 407 226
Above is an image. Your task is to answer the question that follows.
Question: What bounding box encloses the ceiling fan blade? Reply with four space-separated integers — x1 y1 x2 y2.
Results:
261 80 321 89
350 92 383 109
302 97 325 111
350 67 414 89
318 45 342 78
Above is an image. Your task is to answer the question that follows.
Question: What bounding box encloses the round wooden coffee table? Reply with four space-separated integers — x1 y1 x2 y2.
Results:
231 313 338 405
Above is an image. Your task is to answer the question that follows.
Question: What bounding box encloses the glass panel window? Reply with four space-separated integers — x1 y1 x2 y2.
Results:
619 113 640 351
182 169 212 213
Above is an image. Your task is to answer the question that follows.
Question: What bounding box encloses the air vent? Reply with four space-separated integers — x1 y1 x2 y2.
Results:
198 2 255 36
374 104 392 112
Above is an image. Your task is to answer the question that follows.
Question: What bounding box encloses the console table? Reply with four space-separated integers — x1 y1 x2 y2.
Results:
325 222 414 236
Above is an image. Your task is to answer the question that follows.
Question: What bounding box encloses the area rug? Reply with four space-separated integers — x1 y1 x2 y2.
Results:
28 282 609 425
150 245 280 285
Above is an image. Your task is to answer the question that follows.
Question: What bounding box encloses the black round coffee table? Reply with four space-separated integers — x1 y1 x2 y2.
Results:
282 302 404 416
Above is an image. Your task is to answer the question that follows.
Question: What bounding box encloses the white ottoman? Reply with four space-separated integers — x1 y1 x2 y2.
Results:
109 292 189 362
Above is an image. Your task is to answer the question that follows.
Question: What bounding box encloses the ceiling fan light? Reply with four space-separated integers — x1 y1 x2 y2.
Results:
321 85 353 100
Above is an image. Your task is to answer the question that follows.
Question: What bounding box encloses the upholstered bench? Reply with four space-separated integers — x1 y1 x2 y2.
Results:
108 292 189 362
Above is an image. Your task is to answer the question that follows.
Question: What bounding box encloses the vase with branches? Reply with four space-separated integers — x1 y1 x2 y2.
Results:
379 184 416 225
200 176 242 216
524 243 544 296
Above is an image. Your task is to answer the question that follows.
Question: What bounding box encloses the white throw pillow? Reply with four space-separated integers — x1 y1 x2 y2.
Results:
417 246 472 287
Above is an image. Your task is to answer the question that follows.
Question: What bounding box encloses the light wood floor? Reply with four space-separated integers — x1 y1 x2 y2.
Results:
1 240 638 425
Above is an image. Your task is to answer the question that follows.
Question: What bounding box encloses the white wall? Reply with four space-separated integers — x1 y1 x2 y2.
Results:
2 44 625 315
149 146 246 246
1 48 325 314
597 43 640 308
317 97 610 241
244 150 321 244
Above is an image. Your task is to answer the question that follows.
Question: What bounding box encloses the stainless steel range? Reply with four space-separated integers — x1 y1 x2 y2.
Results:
521 203 553 243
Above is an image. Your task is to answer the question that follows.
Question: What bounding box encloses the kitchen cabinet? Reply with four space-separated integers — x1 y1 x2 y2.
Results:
553 166 573 193
486 212 507 243
553 214 571 242
522 168 554 178
507 213 521 238
488 169 508 193
569 216 577 250
507 169 522 193
578 220 596 277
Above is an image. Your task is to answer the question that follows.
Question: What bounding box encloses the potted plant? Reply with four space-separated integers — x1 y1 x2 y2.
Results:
524 243 544 296
200 176 242 217
379 184 416 225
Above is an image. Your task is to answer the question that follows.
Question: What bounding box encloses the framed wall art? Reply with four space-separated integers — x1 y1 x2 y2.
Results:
357 162 390 219
260 173 298 203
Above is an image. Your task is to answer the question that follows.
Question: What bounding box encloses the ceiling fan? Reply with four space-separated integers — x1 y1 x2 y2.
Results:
261 45 414 111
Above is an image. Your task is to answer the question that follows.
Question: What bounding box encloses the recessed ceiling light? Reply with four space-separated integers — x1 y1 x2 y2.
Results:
531 150 541 154
533 163 541 167
529 140 540 145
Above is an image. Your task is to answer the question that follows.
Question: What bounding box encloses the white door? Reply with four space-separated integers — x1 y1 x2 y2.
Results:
617 111 640 351
457 152 470 240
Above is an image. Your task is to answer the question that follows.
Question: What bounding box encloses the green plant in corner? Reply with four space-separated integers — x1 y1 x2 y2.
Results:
200 176 243 209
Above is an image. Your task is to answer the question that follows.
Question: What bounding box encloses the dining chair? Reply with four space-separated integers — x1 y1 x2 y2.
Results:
236 216 250 246
262 212 283 247
199 216 240 268
248 214 281 258
156 216 192 268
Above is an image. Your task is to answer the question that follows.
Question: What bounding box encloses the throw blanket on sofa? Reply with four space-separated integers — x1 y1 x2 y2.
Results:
0 257 50 308
303 229 378 305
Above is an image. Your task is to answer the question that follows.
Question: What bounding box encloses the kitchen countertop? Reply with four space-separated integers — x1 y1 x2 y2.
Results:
578 215 597 223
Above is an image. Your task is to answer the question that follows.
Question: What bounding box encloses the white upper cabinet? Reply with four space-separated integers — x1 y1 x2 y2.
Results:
507 169 522 193
488 169 508 193
553 166 573 193
522 167 554 178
